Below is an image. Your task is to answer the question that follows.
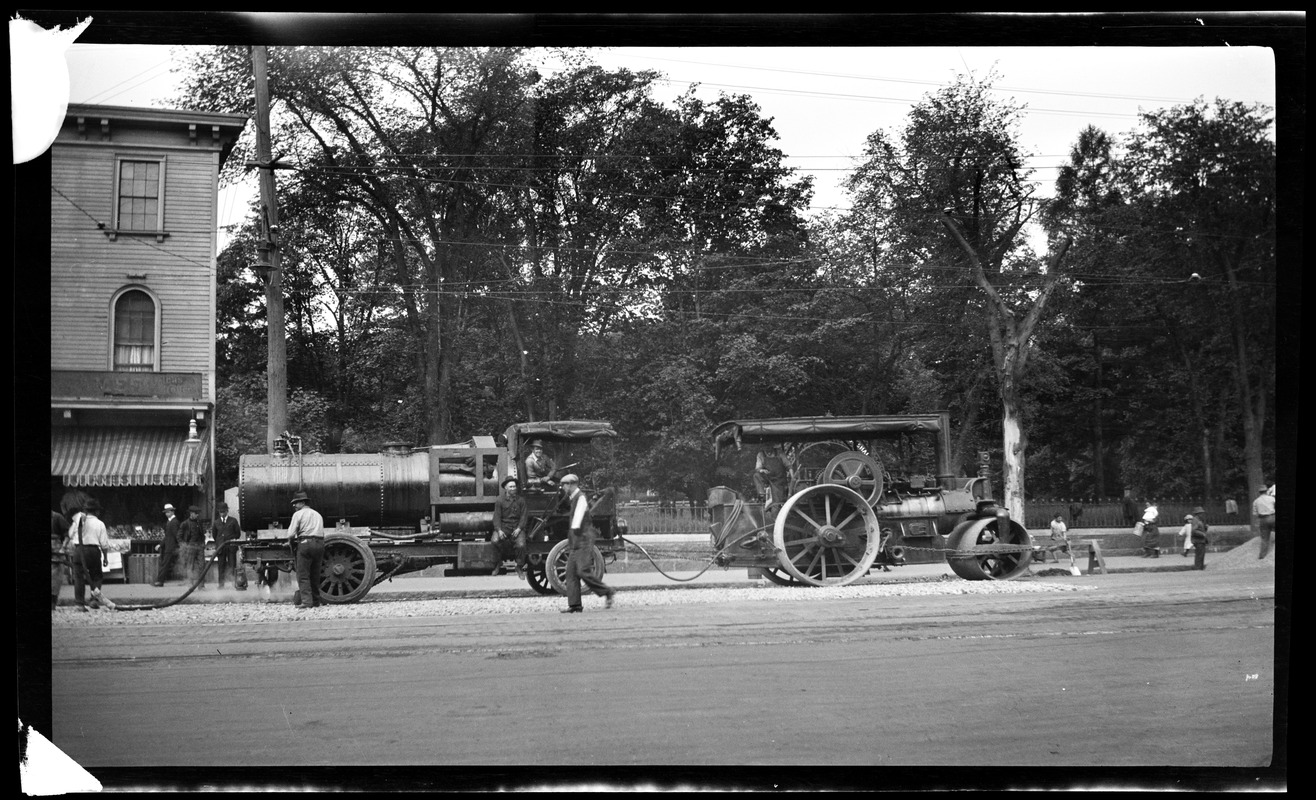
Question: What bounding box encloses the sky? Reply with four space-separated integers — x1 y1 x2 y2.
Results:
58 38 1278 241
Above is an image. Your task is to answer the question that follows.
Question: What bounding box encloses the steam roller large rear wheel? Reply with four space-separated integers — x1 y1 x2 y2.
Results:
945 515 1034 581
772 483 880 586
545 539 605 596
318 534 377 604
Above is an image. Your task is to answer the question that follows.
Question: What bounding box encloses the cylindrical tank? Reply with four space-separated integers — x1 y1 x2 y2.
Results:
239 449 498 532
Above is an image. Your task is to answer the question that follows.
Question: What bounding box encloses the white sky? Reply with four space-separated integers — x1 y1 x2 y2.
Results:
64 42 1277 238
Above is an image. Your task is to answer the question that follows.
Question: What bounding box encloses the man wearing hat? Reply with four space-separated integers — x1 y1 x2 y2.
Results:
152 503 181 586
491 476 529 579
1252 485 1275 559
1187 507 1210 570
178 505 207 589
558 474 616 613
64 497 111 611
523 440 557 491
211 502 243 589
288 491 326 609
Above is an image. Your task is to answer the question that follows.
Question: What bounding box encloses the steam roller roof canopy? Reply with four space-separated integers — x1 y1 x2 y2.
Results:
712 414 948 450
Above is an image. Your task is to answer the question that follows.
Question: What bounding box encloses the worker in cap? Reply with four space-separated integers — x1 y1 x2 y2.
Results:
288 490 325 609
557 473 616 614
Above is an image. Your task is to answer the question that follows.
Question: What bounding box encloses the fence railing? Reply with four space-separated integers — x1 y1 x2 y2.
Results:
616 499 1254 535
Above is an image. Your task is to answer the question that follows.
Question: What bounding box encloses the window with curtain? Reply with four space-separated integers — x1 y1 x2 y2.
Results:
113 290 155 372
116 159 162 232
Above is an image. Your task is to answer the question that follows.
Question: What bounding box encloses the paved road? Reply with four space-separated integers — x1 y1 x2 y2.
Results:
49 563 1278 791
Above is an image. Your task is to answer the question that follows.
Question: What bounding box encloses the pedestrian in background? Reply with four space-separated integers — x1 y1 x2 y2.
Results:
178 505 207 589
51 510 70 610
491 477 529 579
211 502 242 589
1252 485 1275 559
1067 501 1084 527
64 497 111 612
558 474 616 614
288 491 326 609
1138 502 1160 558
1178 514 1194 557
1189 507 1210 570
1122 495 1139 526
152 503 180 586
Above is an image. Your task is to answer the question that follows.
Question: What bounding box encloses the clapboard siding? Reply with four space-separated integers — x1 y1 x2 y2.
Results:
51 132 224 401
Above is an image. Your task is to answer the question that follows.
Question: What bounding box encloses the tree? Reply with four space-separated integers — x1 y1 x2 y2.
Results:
842 70 1070 520
1116 99 1276 505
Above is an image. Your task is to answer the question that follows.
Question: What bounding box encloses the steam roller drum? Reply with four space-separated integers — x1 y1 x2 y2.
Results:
945 515 1033 581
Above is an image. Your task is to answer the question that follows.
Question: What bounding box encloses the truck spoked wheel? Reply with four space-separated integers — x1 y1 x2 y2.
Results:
545 540 605 596
525 563 556 595
318 534 377 604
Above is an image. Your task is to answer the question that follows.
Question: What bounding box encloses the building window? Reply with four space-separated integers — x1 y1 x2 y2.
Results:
115 158 164 232
113 289 156 372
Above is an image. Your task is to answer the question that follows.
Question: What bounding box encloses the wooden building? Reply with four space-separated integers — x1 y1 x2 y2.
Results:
49 103 247 530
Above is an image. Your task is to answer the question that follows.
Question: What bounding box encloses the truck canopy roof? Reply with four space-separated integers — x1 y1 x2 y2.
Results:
503 421 617 451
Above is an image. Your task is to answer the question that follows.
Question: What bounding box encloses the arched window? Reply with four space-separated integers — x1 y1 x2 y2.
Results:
112 289 156 372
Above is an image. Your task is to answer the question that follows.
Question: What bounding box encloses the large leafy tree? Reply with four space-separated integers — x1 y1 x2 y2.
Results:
1114 100 1276 504
180 46 542 445
842 70 1070 520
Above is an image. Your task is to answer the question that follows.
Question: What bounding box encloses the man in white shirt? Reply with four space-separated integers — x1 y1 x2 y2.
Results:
1252 486 1276 559
65 497 110 612
288 491 326 609
558 474 615 614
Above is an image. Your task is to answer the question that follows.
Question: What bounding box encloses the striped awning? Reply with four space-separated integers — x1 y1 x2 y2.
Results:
51 426 210 487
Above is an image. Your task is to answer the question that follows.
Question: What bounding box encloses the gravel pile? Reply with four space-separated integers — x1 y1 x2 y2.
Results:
52 577 1091 627
1205 536 1275 571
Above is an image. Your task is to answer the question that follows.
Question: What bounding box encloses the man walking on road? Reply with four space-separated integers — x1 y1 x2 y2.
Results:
558 474 615 614
288 491 326 609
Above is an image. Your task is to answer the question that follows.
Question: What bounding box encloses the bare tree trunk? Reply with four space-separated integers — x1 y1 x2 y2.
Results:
1090 333 1107 498
938 213 1071 526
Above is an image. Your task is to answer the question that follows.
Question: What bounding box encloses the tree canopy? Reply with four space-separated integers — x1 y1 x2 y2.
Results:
176 49 1276 508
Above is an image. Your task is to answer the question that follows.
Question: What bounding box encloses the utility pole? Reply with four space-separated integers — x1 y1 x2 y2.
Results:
250 45 288 455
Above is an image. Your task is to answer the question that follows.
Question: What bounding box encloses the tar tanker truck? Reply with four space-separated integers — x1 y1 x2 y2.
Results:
234 421 626 603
